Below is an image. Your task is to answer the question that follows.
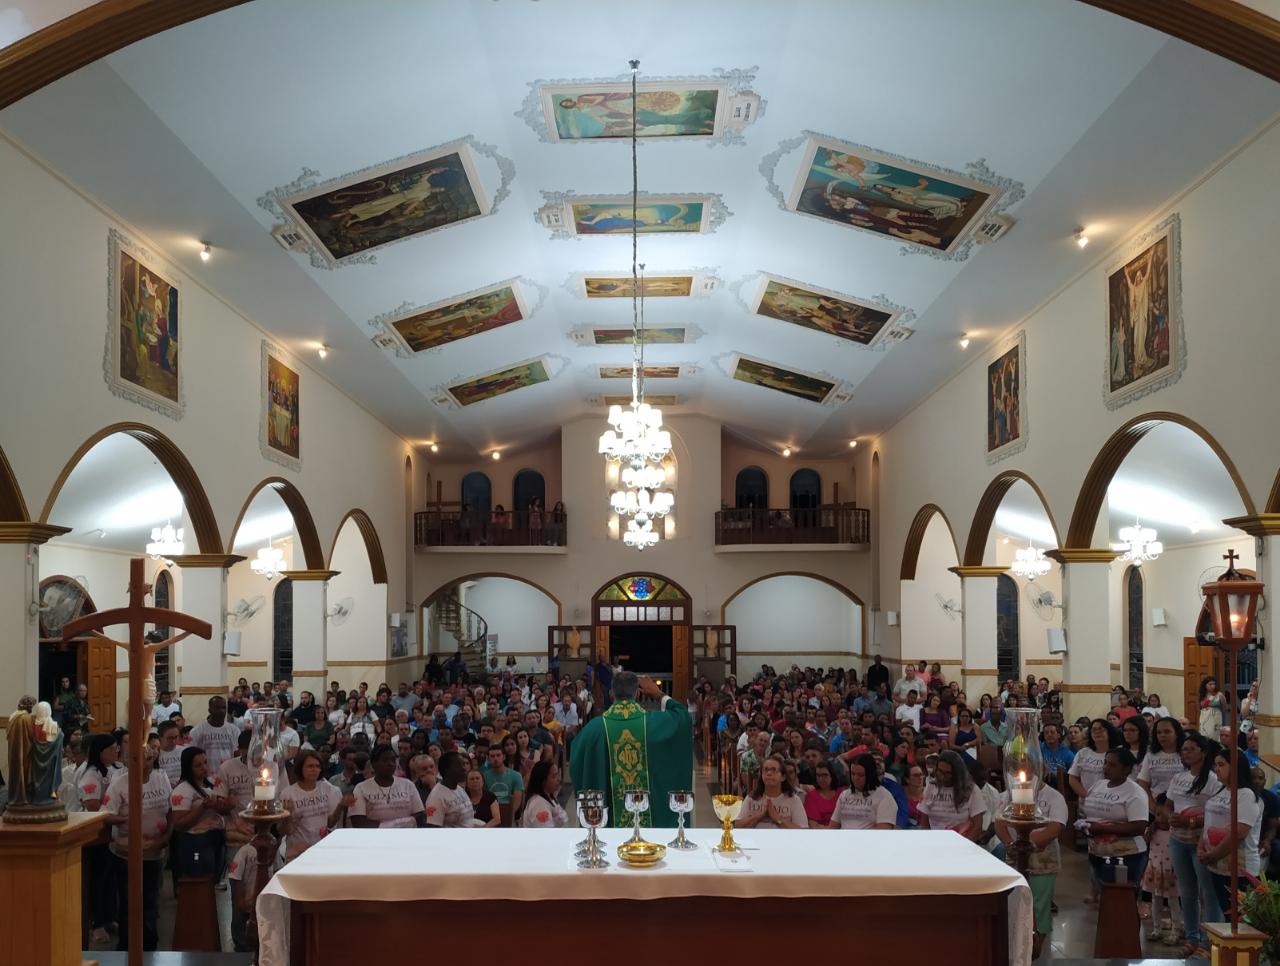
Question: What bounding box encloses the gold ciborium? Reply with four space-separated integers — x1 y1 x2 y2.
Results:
711 794 743 853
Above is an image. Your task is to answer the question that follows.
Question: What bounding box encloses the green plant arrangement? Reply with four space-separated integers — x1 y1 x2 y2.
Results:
1241 874 1280 964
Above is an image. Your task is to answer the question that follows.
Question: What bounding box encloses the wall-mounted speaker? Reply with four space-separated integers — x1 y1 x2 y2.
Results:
1151 608 1168 627
1047 627 1067 655
389 612 401 628
886 611 899 627
223 629 242 657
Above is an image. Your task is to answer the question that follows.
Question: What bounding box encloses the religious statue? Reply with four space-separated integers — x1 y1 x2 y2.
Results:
4 695 67 823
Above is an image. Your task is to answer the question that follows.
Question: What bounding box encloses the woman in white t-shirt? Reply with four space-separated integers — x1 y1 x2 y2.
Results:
347 696 379 742
1166 732 1223 955
1138 717 1185 806
350 745 426 828
918 750 987 840
520 760 569 828
736 754 807 830
1083 747 1150 885
281 750 350 860
1199 746 1262 922
828 753 897 830
101 749 172 950
171 746 235 879
1068 718 1122 801
325 694 349 731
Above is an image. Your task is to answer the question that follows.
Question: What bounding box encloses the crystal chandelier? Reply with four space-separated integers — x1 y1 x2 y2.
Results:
250 537 286 580
597 58 674 550
146 521 184 561
1112 519 1163 565
1010 539 1051 581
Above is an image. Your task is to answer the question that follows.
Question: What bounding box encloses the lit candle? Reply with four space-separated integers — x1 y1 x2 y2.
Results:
1010 770 1034 806
254 766 275 801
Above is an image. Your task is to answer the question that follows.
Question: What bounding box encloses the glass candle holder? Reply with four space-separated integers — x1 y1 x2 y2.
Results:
1000 707 1044 822
246 706 285 815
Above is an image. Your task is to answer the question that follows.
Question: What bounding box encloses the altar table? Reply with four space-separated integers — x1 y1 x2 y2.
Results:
257 828 1032 966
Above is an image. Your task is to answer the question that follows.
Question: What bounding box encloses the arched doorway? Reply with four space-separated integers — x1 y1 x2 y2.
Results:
513 469 546 515
37 575 112 729
722 572 863 679
789 468 821 511
734 467 768 509
592 573 692 699
461 472 492 516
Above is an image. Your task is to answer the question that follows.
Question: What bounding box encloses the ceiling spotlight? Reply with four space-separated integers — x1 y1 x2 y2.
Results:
959 334 971 350
317 344 329 359
491 451 501 461
1074 230 1089 249
848 440 858 449
199 242 212 262
782 447 792 458
429 443 439 453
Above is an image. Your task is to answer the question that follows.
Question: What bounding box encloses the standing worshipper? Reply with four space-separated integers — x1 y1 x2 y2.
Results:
569 671 692 827
189 696 241 776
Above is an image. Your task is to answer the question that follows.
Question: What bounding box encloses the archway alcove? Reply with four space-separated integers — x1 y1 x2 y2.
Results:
327 510 391 673
421 573 560 678
899 506 962 671
723 572 863 679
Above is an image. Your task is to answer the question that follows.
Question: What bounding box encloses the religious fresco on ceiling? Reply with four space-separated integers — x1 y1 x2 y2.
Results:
754 275 894 346
547 86 719 139
282 145 487 262
1104 213 1184 410
592 327 686 345
584 276 693 298
386 283 524 353
573 200 704 234
602 394 680 407
107 229 182 419
598 365 681 379
447 359 550 407
262 342 301 468
788 137 997 253
732 357 835 405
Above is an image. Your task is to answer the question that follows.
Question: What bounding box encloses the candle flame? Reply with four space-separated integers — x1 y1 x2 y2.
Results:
260 767 270 781
1017 771 1027 782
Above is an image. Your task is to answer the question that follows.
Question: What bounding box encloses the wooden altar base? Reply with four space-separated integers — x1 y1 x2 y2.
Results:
291 893 1010 966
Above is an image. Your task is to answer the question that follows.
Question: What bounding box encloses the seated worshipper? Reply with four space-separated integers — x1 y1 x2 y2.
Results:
1039 723 1075 788
102 747 171 951
426 751 478 827
465 767 500 827
281 750 350 860
903 763 927 827
350 745 426 828
950 708 982 756
304 706 334 750
917 750 986 841
980 704 1010 747
893 666 927 704
805 758 844 828
995 764 1067 959
170 746 234 878
736 754 807 830
895 690 923 730
828 753 897 830
520 760 569 828
1082 747 1150 885
918 692 951 739
570 671 693 828
482 742 524 817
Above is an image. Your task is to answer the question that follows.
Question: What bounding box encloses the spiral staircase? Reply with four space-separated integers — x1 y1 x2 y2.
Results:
435 591 489 678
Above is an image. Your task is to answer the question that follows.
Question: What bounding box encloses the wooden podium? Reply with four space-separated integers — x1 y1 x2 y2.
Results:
0 811 107 966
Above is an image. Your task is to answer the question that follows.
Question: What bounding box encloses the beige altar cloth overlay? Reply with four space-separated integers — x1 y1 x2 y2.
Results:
257 828 1032 965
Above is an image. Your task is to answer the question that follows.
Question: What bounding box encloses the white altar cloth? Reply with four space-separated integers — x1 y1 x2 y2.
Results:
257 828 1031 965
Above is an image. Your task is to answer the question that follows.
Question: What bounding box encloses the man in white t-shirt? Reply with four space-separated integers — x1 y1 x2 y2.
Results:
895 690 922 730
151 691 182 726
188 696 242 776
892 666 927 704
425 751 476 828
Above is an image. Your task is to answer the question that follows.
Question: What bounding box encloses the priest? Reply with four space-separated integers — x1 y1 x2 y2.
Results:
569 671 692 828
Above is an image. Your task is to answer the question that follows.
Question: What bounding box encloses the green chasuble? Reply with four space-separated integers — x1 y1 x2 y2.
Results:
569 698 692 828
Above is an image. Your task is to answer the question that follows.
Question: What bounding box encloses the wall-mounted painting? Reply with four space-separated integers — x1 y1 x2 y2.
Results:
261 341 301 470
753 273 900 347
106 229 183 419
520 70 762 146
732 356 835 405
536 191 729 239
603 394 680 407
986 330 1027 465
598 365 681 380
377 280 527 354
447 358 551 407
274 141 489 265
593 327 687 345
1104 213 1184 410
787 136 1003 254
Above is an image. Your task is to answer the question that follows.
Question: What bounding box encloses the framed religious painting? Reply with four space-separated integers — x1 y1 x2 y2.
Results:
597 365 683 380
985 330 1027 465
105 228 183 419
1103 212 1184 409
731 355 836 405
445 357 552 408
375 279 528 355
535 191 729 239
261 341 301 470
751 272 902 347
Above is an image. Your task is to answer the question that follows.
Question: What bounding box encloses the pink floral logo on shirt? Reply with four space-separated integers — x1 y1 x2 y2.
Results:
536 810 550 823
229 861 239 873
156 820 167 833
172 794 184 805
83 783 97 795
101 794 110 805
426 806 436 817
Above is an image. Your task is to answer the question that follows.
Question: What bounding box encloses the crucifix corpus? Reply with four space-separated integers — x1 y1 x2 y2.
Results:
62 557 212 966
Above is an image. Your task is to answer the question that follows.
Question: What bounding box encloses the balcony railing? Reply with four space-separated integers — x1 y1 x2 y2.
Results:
714 505 870 547
415 509 567 549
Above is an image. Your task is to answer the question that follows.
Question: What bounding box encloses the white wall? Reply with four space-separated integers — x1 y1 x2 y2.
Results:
327 520 389 664
726 575 862 678
899 513 963 664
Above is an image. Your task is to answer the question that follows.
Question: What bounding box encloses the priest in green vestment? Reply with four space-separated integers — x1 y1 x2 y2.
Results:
569 671 692 828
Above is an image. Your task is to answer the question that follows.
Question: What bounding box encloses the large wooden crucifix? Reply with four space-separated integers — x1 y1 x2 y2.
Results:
62 557 212 966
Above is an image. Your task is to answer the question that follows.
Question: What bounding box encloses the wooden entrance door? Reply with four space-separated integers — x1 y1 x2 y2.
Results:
672 625 690 700
86 637 116 731
1183 637 1215 724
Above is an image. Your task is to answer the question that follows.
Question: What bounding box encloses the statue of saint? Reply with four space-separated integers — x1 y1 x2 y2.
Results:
4 695 67 822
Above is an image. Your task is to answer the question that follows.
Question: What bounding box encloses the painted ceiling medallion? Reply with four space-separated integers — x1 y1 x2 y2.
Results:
258 135 515 269
519 67 764 147
536 190 731 240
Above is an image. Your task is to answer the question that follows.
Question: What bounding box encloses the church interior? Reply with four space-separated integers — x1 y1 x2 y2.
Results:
1 1 1279 964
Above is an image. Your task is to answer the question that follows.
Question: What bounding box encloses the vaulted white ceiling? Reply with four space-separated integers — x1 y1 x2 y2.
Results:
2 0 1277 456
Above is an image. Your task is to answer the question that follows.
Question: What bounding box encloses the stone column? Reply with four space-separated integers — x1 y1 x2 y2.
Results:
0 524 68 727
172 555 243 700
284 569 338 704
1047 549 1118 721
950 566 1005 701
1224 516 1280 754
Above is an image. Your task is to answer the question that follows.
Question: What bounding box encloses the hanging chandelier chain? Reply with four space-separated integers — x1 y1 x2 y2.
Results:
629 59 641 405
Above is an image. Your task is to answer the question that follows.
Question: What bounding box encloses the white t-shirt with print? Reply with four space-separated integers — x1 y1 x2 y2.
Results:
351 776 422 828
999 783 1068 874
1203 786 1263 876
1068 748 1107 794
520 793 568 829
1084 778 1149 854
280 781 342 858
830 785 898 829
1138 751 1183 798
104 768 172 855
189 720 242 775
737 791 807 829
227 842 282 890
895 704 922 729
75 764 121 808
156 746 184 788
425 782 473 828
918 783 987 831
218 757 287 812
170 776 227 832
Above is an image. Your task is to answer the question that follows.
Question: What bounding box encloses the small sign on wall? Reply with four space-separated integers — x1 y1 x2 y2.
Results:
485 633 499 672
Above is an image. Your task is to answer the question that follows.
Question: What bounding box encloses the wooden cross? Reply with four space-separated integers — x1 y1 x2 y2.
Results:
62 557 212 966
1224 548 1240 569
